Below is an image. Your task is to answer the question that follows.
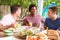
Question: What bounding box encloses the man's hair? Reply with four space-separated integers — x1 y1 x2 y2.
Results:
49 6 58 14
29 4 37 12
10 5 21 14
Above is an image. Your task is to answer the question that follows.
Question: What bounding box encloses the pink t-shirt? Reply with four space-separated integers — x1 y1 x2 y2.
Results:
24 14 44 26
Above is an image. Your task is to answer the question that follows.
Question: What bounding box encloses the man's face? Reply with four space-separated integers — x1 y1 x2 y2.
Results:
30 7 37 15
16 8 21 17
48 9 57 18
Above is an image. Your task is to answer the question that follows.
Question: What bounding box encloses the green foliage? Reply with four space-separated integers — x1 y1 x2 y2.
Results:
0 0 11 5
0 15 2 20
43 0 60 14
0 0 37 8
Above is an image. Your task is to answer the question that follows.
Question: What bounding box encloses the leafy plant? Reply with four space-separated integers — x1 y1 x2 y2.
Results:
0 0 37 8
43 0 60 15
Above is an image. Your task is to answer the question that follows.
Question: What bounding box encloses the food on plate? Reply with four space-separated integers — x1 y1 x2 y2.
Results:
35 33 48 40
3 28 14 36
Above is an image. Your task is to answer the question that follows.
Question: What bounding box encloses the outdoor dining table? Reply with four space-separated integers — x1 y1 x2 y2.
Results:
0 32 26 40
0 31 51 40
0 29 60 40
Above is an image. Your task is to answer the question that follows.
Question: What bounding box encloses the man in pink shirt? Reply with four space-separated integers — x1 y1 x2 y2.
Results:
23 4 44 27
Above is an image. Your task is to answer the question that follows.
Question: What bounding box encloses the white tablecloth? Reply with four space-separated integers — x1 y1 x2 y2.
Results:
0 36 18 40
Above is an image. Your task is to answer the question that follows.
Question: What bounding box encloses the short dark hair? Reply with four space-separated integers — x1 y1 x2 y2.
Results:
10 5 21 14
49 6 58 14
29 4 37 12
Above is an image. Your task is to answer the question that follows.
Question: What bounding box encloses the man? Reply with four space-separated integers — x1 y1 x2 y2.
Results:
44 6 60 30
23 4 44 27
0 5 21 30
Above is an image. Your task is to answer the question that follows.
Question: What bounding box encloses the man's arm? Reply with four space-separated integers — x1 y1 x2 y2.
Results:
0 23 15 31
23 19 29 26
5 23 15 28
40 16 45 23
0 23 4 31
43 18 47 30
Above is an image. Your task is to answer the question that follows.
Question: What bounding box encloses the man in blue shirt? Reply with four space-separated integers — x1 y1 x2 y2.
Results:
44 6 60 31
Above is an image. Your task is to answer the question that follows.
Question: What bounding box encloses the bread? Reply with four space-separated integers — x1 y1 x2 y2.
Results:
47 30 59 36
47 30 59 40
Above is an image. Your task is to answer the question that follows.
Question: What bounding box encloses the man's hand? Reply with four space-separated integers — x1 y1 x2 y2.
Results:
9 23 15 28
57 30 60 36
39 26 45 30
